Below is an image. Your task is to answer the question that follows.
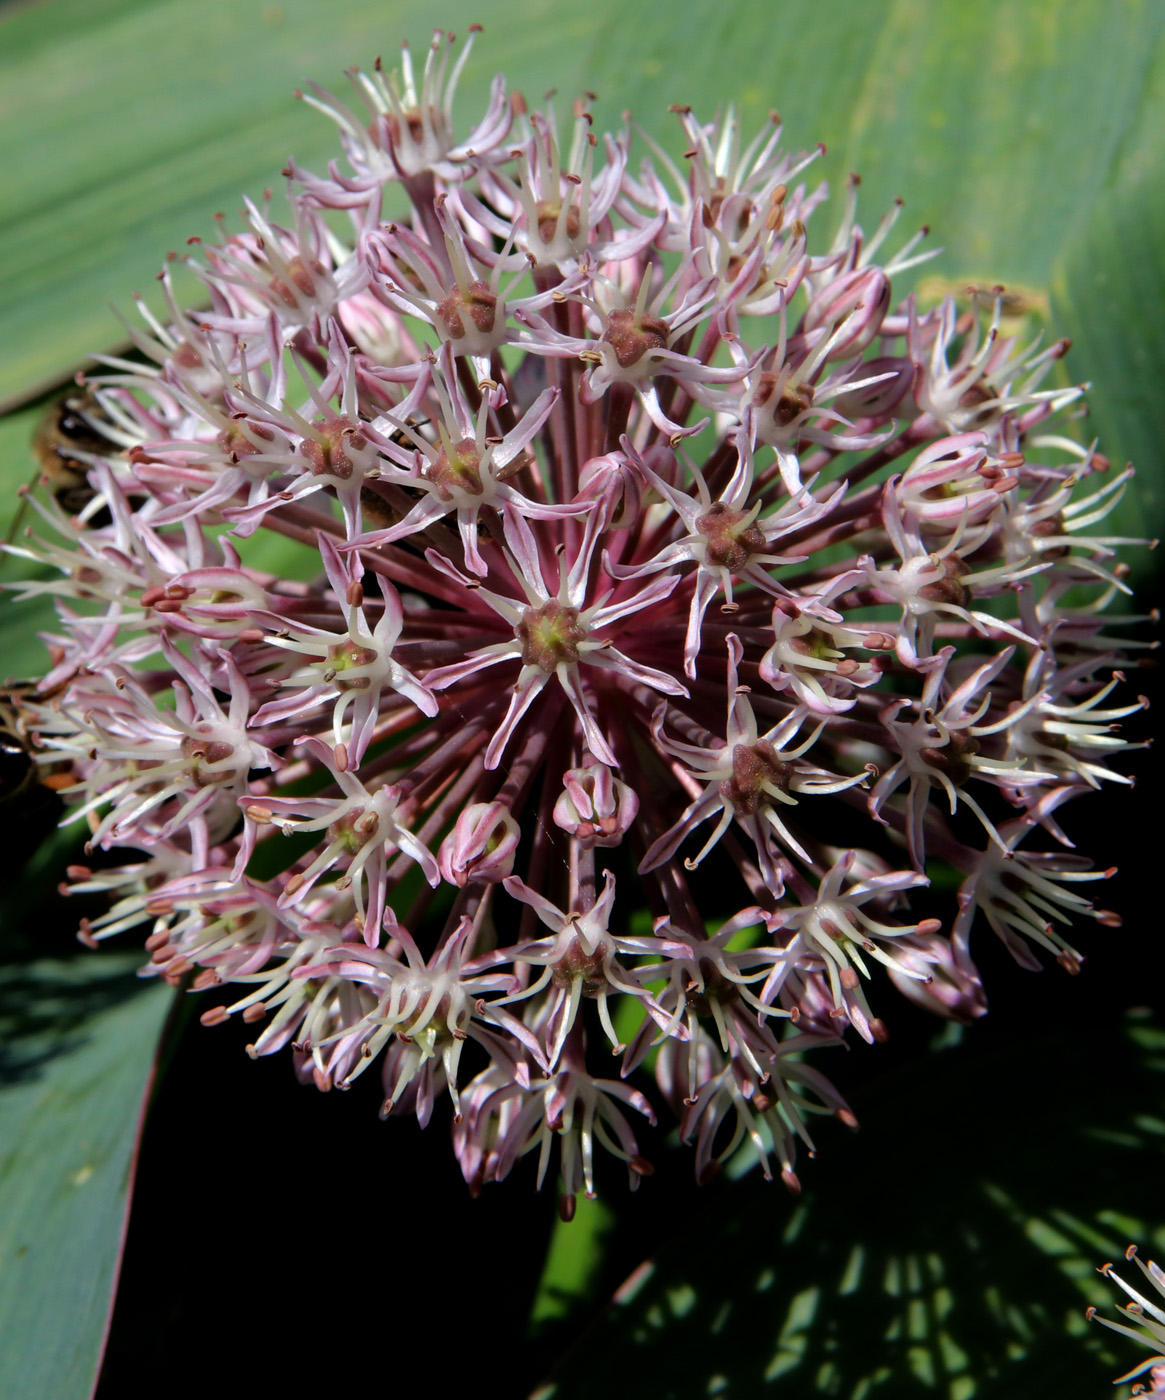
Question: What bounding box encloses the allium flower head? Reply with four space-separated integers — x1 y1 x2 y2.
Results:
11 29 1150 1212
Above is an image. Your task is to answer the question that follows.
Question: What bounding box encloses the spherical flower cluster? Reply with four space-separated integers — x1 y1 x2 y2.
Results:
10 30 1150 1212
1089 1245 1165 1395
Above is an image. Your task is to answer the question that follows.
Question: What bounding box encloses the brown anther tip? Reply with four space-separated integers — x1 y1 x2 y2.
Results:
837 1108 859 1130
1126 1244 1140 1260
242 1002 267 1023
334 743 349 773
1085 1306 1097 1320
630 1155 654 1177
871 1018 889 1043
77 927 100 950
780 1168 802 1194
558 1193 577 1222
200 1006 230 1027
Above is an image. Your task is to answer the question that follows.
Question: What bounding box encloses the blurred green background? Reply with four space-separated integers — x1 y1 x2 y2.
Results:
0 2 1162 1396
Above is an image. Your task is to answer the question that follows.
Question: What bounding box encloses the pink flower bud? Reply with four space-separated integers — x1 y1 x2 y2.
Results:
437 801 521 885
575 452 644 531
553 764 639 848
803 266 892 362
832 355 915 419
887 932 987 1022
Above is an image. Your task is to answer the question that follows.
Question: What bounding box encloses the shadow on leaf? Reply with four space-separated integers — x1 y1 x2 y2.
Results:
537 1013 1165 1399
0 956 152 1086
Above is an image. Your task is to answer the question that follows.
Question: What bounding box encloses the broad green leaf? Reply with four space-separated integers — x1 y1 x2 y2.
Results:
531 1192 617 1332
0 401 60 679
535 1013 1165 1398
0 958 172 1400
1053 171 1165 557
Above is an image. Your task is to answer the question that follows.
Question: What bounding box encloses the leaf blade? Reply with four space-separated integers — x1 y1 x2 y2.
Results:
0 959 172 1400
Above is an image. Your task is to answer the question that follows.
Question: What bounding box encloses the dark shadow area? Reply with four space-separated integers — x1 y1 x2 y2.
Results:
0 957 148 1085
95 1005 561 1397
0 812 155 1085
79 617 1165 1394
539 1009 1165 1399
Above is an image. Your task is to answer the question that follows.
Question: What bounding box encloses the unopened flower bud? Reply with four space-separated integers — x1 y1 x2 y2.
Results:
437 801 521 885
803 267 891 362
576 452 643 530
832 355 915 419
887 931 988 1022
553 763 639 848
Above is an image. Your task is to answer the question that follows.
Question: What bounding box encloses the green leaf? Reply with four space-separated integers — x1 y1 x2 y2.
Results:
535 1013 1165 1398
1052 171 1165 556
531 1192 617 1332
0 958 172 1400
